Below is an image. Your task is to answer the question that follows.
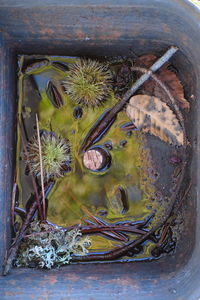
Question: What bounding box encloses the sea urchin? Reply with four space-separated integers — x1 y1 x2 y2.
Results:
63 59 112 107
25 131 71 181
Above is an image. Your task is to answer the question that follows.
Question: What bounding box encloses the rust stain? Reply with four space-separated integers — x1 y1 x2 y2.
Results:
37 290 51 300
63 273 80 282
85 275 99 280
75 29 85 39
40 275 58 286
4 291 16 296
139 39 146 46
8 279 16 285
105 275 140 288
111 30 121 39
40 28 54 36
161 24 171 33
99 30 121 40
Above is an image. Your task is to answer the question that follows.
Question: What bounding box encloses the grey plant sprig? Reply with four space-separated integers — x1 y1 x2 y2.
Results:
15 221 91 269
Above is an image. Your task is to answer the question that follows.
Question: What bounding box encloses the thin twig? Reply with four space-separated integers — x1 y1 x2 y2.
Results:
11 183 18 229
23 224 147 239
155 181 192 248
82 206 128 241
18 117 43 219
36 114 46 220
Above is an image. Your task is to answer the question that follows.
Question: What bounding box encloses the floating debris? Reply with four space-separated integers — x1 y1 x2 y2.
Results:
51 61 69 72
22 58 49 74
108 185 129 215
80 109 117 152
46 80 64 108
169 156 182 165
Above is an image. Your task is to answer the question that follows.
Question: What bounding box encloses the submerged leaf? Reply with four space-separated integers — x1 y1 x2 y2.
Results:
126 95 184 145
134 54 190 110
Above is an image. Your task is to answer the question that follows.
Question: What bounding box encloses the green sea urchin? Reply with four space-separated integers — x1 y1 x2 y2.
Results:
25 131 71 181
63 59 112 107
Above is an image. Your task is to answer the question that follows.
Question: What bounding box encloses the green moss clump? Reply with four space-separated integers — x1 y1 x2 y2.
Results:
15 221 91 269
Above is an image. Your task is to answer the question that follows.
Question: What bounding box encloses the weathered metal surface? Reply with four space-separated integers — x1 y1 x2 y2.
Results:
0 1 200 299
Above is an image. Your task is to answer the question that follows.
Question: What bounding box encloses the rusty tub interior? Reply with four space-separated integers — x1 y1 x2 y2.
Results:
0 1 200 299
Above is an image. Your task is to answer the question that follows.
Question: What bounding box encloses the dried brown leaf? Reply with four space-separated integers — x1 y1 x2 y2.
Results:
134 55 190 110
126 95 184 146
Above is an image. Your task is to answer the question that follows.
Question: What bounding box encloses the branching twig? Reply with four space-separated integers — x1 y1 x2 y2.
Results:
18 118 43 219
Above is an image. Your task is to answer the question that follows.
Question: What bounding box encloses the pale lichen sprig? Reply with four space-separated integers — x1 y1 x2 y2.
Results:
15 221 91 269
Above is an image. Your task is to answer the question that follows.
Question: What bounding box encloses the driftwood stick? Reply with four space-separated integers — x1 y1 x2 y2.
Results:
80 46 178 152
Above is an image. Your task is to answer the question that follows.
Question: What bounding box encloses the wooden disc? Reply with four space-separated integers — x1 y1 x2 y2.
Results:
83 149 103 171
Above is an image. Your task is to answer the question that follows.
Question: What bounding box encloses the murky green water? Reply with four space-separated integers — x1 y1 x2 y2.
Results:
16 55 172 261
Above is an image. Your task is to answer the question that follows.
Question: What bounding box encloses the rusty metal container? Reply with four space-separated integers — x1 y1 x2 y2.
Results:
0 0 200 299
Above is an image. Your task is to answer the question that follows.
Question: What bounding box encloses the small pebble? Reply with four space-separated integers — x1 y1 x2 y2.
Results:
61 165 72 174
126 131 132 137
120 140 127 147
97 210 108 217
14 221 21 232
173 166 182 178
104 141 113 150
73 106 83 119
24 165 30 176
169 155 182 165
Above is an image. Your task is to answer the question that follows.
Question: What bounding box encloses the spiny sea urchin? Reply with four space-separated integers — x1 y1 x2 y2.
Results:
25 131 71 181
63 59 112 107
